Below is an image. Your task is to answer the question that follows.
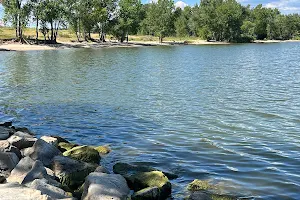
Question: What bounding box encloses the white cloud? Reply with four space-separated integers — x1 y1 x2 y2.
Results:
175 1 188 9
265 0 300 13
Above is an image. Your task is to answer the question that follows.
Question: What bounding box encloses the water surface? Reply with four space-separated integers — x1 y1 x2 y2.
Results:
1 43 300 199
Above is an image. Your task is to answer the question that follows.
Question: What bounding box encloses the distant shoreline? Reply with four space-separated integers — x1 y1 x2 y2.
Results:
0 39 299 52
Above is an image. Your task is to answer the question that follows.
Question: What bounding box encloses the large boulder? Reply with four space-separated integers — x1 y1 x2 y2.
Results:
0 127 10 140
28 139 61 166
51 156 97 190
7 131 37 150
0 152 19 177
113 163 178 180
0 182 48 200
82 172 130 200
0 140 22 159
132 187 160 200
129 171 171 200
63 146 100 164
40 136 58 147
7 157 48 184
28 179 72 199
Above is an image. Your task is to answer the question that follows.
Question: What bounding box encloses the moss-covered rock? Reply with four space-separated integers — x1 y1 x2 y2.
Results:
132 186 160 200
94 145 111 154
51 156 97 190
129 171 171 200
187 179 214 191
113 162 178 180
57 142 78 153
63 146 101 164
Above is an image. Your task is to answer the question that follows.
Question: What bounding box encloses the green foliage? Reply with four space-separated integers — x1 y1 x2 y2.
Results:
2 0 300 43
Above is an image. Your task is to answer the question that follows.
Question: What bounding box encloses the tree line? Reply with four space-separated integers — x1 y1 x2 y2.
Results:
1 0 300 43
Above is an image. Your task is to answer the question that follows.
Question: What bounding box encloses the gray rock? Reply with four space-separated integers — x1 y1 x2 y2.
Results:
41 136 58 147
7 157 48 184
0 122 12 127
29 139 61 166
188 191 212 200
13 127 34 135
51 156 97 190
21 147 34 157
28 179 72 199
82 172 130 200
132 187 160 200
0 140 22 159
0 152 19 177
94 166 109 174
0 182 49 200
0 127 10 140
7 131 37 150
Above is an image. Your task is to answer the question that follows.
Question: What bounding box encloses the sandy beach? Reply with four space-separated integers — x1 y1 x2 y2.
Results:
0 39 299 51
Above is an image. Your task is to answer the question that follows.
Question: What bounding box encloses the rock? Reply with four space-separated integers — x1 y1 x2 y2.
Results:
128 171 171 200
50 135 70 144
94 166 109 174
58 142 78 153
21 147 34 157
0 152 19 177
29 139 61 166
0 182 48 200
187 180 214 191
132 187 160 200
28 179 72 199
51 156 97 190
7 157 48 184
41 136 58 147
45 167 56 179
0 175 6 183
0 127 10 140
188 191 238 200
94 145 111 154
13 127 34 135
0 122 12 127
188 191 212 200
7 131 37 150
63 146 100 164
0 140 22 159
82 172 130 200
113 162 178 180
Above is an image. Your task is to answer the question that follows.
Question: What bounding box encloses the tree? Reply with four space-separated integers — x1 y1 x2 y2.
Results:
39 0 66 43
175 6 191 37
142 0 174 43
2 0 31 42
112 0 142 42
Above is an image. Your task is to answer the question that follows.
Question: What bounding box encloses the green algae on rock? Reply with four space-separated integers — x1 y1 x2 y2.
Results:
63 145 100 164
187 179 215 191
132 186 160 200
57 142 78 153
113 162 178 180
129 171 172 200
93 145 111 155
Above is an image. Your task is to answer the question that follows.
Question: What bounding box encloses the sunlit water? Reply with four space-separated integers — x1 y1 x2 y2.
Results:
1 43 300 199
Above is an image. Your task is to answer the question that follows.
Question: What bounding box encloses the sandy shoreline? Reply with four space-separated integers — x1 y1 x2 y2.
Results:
0 39 299 51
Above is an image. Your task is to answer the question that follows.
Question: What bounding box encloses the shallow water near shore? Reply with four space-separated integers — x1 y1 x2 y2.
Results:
1 43 300 199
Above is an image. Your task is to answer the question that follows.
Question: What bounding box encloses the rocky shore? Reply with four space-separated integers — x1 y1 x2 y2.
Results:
0 122 240 200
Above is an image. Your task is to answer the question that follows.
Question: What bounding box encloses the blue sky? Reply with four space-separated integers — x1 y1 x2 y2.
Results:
0 0 299 21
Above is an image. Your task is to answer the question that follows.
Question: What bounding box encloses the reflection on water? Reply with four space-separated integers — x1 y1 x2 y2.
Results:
1 43 300 199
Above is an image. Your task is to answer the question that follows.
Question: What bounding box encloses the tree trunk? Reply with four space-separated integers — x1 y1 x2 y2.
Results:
159 35 163 43
50 21 54 42
36 17 39 43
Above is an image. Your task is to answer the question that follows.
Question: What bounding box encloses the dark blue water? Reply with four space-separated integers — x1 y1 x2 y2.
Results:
1 43 300 199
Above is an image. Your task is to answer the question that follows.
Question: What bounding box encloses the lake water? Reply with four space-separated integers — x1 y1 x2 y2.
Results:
1 43 300 199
